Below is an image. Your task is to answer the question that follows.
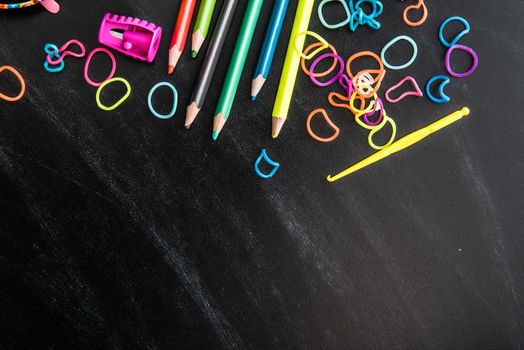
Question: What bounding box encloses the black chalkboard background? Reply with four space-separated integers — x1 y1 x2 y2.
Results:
1 1 523 349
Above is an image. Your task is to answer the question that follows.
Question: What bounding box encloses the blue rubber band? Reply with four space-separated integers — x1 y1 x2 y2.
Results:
381 35 418 70
426 75 451 104
147 82 178 119
43 43 64 73
439 16 470 48
254 149 280 179
318 0 351 29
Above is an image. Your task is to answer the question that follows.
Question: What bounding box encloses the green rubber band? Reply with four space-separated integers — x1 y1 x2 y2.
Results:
318 0 351 29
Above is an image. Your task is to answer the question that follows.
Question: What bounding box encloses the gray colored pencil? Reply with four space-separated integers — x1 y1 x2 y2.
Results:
185 0 240 129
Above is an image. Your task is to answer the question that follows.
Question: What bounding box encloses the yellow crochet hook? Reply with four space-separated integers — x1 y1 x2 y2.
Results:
327 107 470 182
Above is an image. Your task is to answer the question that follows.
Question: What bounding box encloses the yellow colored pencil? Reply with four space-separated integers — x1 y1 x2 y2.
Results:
271 0 315 139
327 107 471 182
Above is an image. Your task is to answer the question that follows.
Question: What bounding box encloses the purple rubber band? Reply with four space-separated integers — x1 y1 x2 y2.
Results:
338 74 354 98
309 53 344 87
445 44 478 78
361 98 384 126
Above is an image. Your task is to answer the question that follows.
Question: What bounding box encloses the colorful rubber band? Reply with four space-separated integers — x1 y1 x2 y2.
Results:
300 42 338 78
0 66 26 102
318 0 351 29
358 97 384 127
445 44 478 78
294 31 329 60
46 39 86 65
84 48 117 87
95 77 131 111
147 82 178 119
254 149 280 179
426 75 450 104
439 16 470 48
401 0 428 27
306 108 340 143
43 43 64 73
309 53 344 87
346 51 384 79
368 114 396 150
381 35 418 70
385 76 423 103
352 69 385 98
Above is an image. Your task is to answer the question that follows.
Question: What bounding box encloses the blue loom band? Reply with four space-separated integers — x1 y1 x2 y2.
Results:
43 43 64 73
147 82 178 119
426 75 451 104
355 0 381 18
254 149 280 179
381 35 418 70
439 16 470 48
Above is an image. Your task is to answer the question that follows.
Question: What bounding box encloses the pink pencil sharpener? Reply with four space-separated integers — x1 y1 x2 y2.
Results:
98 13 162 63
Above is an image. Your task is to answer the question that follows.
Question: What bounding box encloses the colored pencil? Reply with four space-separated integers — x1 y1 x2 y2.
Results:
185 0 240 129
191 0 218 58
251 0 290 101
168 0 197 75
212 0 264 140
271 0 315 138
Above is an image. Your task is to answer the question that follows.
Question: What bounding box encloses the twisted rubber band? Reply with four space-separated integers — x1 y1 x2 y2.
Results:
148 82 178 119
300 43 338 78
401 0 428 27
43 43 64 73
350 91 376 115
254 149 280 179
84 48 117 87
318 0 351 29
46 39 86 65
294 31 329 60
96 77 131 111
0 66 26 102
306 108 340 143
445 44 478 78
309 53 344 87
359 97 384 127
328 92 352 111
426 75 450 104
385 76 423 103
352 69 385 98
439 16 470 48
381 35 418 70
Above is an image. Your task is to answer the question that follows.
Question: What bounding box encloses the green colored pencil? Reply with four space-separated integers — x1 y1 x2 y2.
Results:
191 0 217 58
212 0 264 140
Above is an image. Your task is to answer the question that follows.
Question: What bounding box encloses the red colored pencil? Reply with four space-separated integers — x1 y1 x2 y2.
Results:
168 0 197 75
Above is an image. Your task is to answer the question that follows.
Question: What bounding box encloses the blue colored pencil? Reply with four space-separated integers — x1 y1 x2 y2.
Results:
250 0 290 100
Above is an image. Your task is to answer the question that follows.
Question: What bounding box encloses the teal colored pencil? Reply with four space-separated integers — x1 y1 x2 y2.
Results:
212 0 264 140
251 0 290 100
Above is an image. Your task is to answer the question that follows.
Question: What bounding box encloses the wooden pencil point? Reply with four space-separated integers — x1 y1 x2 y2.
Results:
185 102 201 128
251 75 266 100
191 30 205 56
168 46 182 74
271 117 285 139
212 112 227 139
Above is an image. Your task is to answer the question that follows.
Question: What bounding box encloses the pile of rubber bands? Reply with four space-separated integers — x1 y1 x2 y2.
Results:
298 2 478 152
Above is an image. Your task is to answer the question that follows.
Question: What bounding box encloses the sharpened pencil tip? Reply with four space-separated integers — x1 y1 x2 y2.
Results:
167 65 175 75
251 95 257 101
185 124 191 130
272 133 278 139
212 131 219 141
191 50 198 58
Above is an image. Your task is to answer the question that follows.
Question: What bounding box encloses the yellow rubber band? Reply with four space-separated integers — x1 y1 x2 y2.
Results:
368 114 397 150
96 77 131 111
294 31 329 60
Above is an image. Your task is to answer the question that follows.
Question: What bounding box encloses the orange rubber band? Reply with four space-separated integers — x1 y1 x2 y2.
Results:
0 66 26 102
328 92 351 111
301 42 338 78
346 51 384 79
401 0 428 27
306 108 340 143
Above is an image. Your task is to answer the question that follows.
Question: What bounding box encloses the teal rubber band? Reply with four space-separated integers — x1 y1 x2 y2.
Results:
43 43 64 73
426 75 450 104
254 149 280 179
318 0 350 29
381 35 418 70
439 16 470 48
147 82 178 119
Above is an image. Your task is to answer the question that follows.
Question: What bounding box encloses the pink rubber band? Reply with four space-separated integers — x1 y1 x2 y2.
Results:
46 39 86 65
385 76 423 103
83 48 117 87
